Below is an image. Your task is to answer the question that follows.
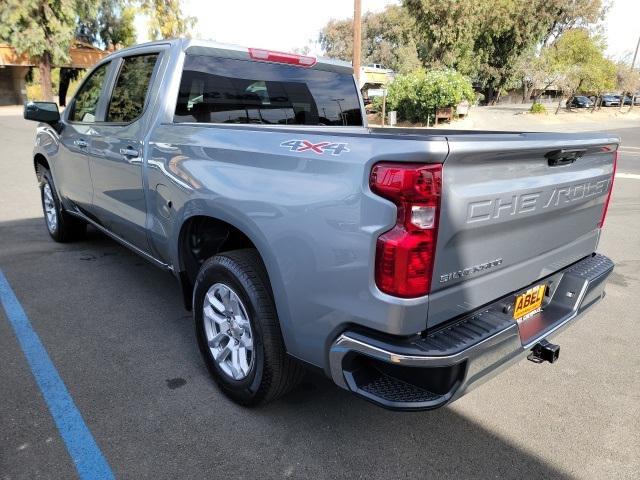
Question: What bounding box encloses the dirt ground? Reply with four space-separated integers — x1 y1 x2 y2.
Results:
369 102 640 132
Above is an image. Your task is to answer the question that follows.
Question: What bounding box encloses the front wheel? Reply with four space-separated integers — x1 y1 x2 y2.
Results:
194 249 304 406
39 169 86 242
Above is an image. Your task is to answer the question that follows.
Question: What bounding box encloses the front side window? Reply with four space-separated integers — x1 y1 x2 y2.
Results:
106 54 159 123
174 56 363 126
69 62 109 123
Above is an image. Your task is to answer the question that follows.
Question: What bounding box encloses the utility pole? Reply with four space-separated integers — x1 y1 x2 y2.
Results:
353 0 362 84
628 35 640 111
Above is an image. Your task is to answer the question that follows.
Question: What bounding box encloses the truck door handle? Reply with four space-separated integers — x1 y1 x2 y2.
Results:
73 139 88 148
545 149 586 166
119 147 140 163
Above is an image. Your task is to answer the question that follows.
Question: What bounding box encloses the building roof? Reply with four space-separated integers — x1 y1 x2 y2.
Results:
0 41 107 68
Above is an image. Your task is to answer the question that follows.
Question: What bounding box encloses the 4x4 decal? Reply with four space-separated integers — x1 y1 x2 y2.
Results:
280 139 350 156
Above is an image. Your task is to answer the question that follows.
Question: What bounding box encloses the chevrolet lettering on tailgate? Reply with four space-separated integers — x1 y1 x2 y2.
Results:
466 178 611 224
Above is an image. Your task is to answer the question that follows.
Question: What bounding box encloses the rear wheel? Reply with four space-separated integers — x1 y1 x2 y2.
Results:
39 168 86 242
194 249 305 405
203 282 255 380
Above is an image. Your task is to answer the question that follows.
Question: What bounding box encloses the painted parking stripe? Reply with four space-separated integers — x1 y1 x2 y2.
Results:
0 270 114 480
616 173 640 180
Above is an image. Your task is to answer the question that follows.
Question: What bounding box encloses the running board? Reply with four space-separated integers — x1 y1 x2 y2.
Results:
66 209 174 273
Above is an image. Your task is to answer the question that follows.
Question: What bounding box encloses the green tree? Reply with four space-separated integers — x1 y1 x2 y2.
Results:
319 5 421 74
515 0 607 105
402 0 480 76
78 0 137 49
547 29 616 113
404 0 605 104
141 0 196 40
0 0 77 100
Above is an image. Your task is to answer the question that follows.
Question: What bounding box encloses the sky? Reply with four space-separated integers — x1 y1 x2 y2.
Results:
135 0 397 54
135 0 640 62
603 0 640 61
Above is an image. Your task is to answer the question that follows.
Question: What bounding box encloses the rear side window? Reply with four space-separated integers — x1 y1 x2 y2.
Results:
69 62 109 123
106 54 158 123
174 56 362 126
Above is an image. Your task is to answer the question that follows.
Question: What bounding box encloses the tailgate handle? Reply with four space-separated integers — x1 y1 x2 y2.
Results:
545 149 586 166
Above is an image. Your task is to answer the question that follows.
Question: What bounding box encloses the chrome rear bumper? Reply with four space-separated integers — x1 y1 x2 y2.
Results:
329 254 614 411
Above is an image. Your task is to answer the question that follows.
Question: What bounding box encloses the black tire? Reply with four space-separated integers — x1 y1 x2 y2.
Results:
194 249 304 406
39 168 86 242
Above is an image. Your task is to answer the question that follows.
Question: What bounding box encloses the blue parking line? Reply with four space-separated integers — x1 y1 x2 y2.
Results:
0 270 114 480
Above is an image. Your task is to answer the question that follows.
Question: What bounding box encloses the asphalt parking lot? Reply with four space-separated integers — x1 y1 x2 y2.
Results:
1 113 639 479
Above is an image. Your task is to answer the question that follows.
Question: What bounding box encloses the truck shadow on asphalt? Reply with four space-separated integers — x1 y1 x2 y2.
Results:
0 218 571 480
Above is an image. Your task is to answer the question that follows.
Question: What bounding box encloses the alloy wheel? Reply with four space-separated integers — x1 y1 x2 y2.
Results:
43 182 58 233
203 283 254 380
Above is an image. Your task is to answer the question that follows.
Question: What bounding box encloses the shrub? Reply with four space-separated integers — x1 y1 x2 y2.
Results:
384 68 475 123
371 95 384 113
529 102 547 114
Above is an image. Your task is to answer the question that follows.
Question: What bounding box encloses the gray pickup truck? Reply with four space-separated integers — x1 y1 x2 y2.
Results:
24 39 617 411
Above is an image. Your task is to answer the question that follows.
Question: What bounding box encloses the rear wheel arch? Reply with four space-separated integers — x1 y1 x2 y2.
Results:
177 215 274 310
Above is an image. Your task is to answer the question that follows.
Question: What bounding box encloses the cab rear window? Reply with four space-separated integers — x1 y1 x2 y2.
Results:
174 55 362 126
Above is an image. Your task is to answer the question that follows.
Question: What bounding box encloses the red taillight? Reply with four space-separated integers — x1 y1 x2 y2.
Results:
598 150 617 228
248 48 317 67
370 163 442 298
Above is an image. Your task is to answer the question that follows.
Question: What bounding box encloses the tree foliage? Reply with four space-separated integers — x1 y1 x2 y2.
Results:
0 0 78 100
0 0 76 64
77 0 137 49
141 0 196 41
403 0 606 103
533 28 616 113
317 1 606 104
0 0 194 102
319 5 421 73
551 29 616 96
538 0 606 46
383 69 475 122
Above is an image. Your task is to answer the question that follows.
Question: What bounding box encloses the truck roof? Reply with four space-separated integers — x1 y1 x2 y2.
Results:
103 38 353 75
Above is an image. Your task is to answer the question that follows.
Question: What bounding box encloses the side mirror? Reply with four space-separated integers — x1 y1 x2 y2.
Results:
24 101 60 125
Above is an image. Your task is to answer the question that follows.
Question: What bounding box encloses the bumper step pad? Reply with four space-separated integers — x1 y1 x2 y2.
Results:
360 372 440 404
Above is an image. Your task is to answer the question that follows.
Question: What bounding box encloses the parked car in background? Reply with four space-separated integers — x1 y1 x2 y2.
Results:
600 95 620 107
566 96 594 109
612 95 632 106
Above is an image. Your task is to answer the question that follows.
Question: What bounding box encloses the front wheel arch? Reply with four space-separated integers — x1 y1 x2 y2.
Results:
34 153 51 181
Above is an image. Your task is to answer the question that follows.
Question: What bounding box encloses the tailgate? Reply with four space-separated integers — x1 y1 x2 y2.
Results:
427 132 617 327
